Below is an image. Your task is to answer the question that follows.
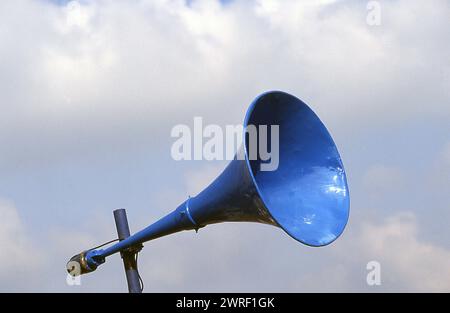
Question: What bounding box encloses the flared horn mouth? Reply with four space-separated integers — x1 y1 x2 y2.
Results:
243 91 350 246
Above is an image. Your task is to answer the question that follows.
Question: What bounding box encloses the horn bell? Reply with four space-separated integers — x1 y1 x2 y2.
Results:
188 91 350 247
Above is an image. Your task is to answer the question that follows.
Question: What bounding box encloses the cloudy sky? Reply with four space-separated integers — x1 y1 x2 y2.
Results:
0 0 449 292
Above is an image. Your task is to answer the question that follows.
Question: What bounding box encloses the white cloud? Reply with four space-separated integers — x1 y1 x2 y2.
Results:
1 0 449 171
0 200 33 267
289 211 450 292
0 198 127 292
0 199 45 291
357 213 450 292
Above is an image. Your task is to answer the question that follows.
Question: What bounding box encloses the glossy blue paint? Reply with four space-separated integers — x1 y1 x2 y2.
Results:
244 91 349 246
83 91 350 269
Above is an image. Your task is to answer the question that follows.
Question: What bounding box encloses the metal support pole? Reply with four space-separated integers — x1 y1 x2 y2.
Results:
113 208 142 293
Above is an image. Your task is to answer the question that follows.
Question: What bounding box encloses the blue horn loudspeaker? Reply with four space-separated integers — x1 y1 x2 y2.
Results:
68 91 350 279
